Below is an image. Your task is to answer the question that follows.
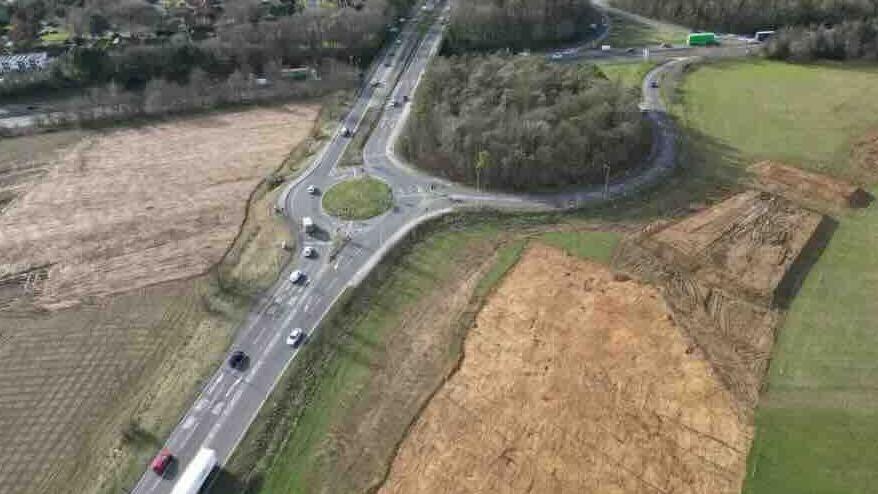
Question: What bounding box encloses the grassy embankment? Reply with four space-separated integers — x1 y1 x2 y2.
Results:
321 177 394 220
671 59 878 494
603 10 688 47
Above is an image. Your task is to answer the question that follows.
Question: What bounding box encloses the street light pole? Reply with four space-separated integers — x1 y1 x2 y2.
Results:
603 163 611 199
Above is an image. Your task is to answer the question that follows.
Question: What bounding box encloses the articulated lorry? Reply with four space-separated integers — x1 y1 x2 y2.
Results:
170 447 217 494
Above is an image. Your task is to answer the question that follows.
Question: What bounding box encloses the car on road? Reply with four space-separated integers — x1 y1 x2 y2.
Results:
626 47 636 54
371 80 382 88
302 246 315 258
307 185 317 195
151 449 173 475
228 351 248 370
289 270 306 284
384 61 392 67
550 52 563 60
402 95 409 102
342 127 352 137
389 99 401 108
396 38 402 44
286 328 304 347
661 42 673 48
650 80 660 88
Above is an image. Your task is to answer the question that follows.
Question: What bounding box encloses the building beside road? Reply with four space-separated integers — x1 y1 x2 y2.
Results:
0 52 50 74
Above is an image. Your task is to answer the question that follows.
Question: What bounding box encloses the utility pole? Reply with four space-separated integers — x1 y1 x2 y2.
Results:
603 163 611 199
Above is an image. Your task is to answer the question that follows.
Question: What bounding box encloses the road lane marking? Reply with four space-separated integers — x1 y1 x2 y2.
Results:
193 398 208 412
226 376 243 398
205 373 224 396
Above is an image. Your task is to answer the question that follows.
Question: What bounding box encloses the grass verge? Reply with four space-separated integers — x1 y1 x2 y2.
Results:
598 61 658 88
537 230 621 263
322 176 394 220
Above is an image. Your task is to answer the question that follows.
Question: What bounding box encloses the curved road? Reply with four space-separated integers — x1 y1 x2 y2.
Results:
131 2 737 493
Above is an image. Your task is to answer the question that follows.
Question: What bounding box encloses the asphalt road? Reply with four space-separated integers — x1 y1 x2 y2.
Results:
130 2 746 492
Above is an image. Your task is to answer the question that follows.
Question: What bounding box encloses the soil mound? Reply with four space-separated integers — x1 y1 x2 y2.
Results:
752 160 872 209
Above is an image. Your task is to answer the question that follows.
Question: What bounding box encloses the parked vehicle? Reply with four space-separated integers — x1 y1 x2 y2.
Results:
307 185 317 195
169 448 217 494
342 127 352 137
302 246 315 258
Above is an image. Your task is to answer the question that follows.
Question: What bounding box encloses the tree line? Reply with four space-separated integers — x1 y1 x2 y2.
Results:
0 0 411 100
766 19 878 60
399 55 650 191
611 0 878 34
443 0 602 53
17 60 356 133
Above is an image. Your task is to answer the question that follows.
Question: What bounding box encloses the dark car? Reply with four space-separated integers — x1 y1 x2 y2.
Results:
228 350 248 370
151 449 173 475
650 80 660 88
626 47 636 54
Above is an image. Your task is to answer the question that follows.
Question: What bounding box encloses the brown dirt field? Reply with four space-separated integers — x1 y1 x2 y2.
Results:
645 190 823 307
379 244 752 494
612 191 827 409
751 160 872 209
0 277 240 494
0 130 85 212
0 104 318 309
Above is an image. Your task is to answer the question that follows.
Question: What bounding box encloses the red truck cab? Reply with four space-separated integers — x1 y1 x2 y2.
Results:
151 449 173 475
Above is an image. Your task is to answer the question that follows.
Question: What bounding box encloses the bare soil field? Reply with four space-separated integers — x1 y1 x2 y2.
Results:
613 191 827 409
643 190 823 307
751 161 872 209
379 244 752 494
0 103 321 494
0 104 318 309
0 130 85 212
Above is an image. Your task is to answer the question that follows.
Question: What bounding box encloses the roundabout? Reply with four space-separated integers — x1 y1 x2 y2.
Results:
322 177 393 220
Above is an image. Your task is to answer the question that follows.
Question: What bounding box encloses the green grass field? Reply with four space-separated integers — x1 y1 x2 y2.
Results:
322 177 393 220
598 61 657 89
537 230 621 262
675 60 878 182
672 59 878 494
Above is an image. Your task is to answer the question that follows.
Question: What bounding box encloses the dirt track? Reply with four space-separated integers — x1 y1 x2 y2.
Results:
0 104 318 309
379 244 751 494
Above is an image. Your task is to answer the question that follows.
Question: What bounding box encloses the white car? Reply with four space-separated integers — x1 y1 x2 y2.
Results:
550 52 564 60
302 246 315 258
286 328 304 347
307 185 317 195
289 270 305 284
